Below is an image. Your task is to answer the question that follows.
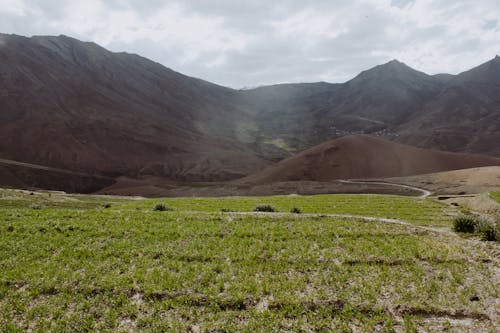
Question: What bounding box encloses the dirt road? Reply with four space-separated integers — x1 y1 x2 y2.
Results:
338 179 432 198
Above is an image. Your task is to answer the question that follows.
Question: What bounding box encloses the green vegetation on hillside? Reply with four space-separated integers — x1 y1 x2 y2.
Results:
0 189 497 331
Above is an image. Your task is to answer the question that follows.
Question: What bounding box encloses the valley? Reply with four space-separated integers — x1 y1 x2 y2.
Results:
0 33 499 332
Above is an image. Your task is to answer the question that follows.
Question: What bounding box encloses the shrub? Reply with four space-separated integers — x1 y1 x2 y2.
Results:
480 225 497 241
476 220 498 241
453 215 478 233
254 204 276 212
290 207 301 214
153 203 173 212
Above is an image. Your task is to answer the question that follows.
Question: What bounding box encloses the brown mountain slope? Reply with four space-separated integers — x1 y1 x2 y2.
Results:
1 33 500 193
241 135 500 184
0 33 269 184
398 56 500 155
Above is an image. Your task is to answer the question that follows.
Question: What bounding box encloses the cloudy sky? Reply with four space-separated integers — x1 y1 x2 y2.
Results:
0 0 499 88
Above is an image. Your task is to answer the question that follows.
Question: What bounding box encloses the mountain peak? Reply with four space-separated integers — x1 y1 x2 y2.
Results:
349 59 429 85
379 59 415 71
386 59 404 65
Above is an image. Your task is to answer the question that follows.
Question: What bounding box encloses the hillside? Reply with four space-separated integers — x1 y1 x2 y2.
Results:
0 33 269 186
398 56 500 155
241 135 500 184
1 33 500 192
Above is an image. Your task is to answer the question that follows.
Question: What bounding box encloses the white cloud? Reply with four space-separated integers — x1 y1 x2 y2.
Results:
0 0 499 87
0 0 27 15
271 9 348 40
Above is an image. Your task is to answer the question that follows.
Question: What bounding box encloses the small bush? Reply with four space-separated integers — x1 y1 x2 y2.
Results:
476 220 498 241
153 203 173 212
454 214 499 242
480 225 497 241
102 203 112 209
254 204 276 212
290 207 301 214
453 215 478 233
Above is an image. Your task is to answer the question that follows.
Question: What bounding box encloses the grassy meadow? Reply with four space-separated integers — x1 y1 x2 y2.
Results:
0 188 498 332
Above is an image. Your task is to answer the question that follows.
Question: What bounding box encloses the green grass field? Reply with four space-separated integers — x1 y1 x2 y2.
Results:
125 194 453 227
0 189 498 332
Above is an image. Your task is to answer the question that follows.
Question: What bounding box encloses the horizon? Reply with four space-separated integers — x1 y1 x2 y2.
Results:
0 0 499 88
2 31 499 90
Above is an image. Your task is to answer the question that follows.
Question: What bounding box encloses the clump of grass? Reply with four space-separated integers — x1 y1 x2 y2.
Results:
102 203 112 209
290 207 301 214
453 215 479 233
480 225 497 241
220 208 233 212
453 214 499 241
153 203 173 212
254 204 276 212
476 219 499 241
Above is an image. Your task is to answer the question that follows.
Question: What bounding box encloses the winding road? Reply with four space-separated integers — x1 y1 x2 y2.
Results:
338 179 432 198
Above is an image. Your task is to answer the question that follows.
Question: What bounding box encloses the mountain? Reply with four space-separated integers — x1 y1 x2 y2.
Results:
0 33 499 193
398 56 500 155
241 135 500 184
233 60 446 155
0 33 269 185
308 60 444 139
238 56 500 158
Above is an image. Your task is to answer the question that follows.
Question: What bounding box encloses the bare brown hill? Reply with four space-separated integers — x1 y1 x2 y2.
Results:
241 136 500 184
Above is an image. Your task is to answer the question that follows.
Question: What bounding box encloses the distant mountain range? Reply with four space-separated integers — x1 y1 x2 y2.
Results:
0 33 499 192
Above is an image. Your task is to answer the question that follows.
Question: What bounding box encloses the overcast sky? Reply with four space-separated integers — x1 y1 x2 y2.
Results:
0 0 499 88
